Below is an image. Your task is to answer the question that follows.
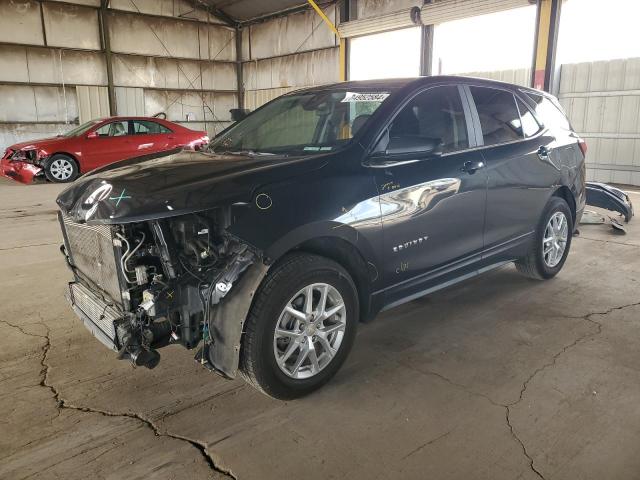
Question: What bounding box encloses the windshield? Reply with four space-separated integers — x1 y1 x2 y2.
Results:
209 89 392 155
63 119 103 137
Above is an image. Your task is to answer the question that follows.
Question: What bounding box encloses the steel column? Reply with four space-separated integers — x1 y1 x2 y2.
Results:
419 0 434 76
236 27 244 109
531 0 562 92
99 0 116 115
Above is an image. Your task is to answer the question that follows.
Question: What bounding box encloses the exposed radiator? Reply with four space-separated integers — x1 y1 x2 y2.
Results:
68 281 121 349
59 212 123 304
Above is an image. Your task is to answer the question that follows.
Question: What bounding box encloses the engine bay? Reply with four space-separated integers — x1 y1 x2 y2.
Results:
99 209 257 370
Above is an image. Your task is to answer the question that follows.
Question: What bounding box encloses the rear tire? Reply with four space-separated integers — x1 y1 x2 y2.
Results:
515 196 573 280
239 253 358 400
44 154 78 183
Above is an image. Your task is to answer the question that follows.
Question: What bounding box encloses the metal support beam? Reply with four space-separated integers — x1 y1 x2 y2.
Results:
340 0 354 80
419 0 434 76
531 0 562 92
307 0 346 81
99 0 116 115
236 27 244 109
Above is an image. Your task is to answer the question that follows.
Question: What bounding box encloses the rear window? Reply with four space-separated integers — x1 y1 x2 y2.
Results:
470 86 522 146
524 92 571 131
133 120 172 134
515 97 542 138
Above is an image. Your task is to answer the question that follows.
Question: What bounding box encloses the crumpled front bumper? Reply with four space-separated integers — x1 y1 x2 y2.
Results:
0 158 43 184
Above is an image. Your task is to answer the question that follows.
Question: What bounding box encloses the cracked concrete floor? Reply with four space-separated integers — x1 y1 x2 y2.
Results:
1 176 639 480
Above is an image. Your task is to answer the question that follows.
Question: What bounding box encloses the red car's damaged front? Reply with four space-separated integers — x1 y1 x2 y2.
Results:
1 117 210 184
1 141 50 184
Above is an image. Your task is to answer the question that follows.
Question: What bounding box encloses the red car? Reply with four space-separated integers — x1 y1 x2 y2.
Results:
1 117 209 184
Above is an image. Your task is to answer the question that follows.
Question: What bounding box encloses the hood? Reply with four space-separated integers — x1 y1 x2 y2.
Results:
56 149 329 224
9 136 70 152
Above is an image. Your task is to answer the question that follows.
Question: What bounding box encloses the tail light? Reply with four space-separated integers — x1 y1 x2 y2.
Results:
578 138 587 157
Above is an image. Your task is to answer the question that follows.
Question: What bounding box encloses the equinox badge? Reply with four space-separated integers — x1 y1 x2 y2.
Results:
393 236 429 253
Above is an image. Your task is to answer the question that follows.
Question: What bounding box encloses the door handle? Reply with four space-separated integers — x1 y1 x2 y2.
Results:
461 160 485 174
537 146 551 161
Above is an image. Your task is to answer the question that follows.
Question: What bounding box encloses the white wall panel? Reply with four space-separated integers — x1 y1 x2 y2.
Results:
199 24 236 62
42 2 101 50
115 87 145 116
559 58 640 186
458 68 531 87
143 90 236 122
108 12 234 60
27 49 107 85
76 86 110 122
0 85 77 123
0 0 44 46
46 0 100 6
113 55 236 91
0 123 69 153
109 0 211 22
0 46 30 83
247 8 337 60
243 48 339 91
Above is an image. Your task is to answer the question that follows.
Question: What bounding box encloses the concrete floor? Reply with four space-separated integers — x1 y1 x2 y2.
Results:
1 176 639 480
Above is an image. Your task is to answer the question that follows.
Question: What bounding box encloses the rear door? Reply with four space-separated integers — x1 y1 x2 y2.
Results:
465 85 560 258
130 120 174 155
368 85 488 304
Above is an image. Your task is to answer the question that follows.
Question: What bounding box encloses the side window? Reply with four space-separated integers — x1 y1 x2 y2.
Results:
470 86 522 146
133 120 172 135
516 97 542 138
388 86 469 153
95 121 129 137
525 92 572 131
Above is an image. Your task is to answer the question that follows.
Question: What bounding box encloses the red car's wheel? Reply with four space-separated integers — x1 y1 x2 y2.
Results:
44 154 79 183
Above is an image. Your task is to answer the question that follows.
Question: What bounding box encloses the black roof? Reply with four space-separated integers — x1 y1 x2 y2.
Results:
293 75 548 97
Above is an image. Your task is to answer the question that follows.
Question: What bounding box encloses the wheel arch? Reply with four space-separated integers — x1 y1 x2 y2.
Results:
552 185 576 223
265 232 378 323
49 152 81 172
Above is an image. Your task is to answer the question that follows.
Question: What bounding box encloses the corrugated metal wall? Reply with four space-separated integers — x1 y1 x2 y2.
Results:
558 58 640 186
0 0 236 151
241 6 340 110
459 68 531 87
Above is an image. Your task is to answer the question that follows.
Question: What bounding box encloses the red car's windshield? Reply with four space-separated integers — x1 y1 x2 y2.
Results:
63 119 103 137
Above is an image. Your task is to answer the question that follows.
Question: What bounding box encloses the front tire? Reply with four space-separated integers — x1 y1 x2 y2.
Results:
239 253 358 400
44 154 78 183
515 196 573 280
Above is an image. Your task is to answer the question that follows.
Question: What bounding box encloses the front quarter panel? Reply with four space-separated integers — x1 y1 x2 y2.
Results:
228 153 383 285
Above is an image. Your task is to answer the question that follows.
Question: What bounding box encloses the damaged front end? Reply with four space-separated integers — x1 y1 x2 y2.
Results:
60 208 267 378
1 148 45 184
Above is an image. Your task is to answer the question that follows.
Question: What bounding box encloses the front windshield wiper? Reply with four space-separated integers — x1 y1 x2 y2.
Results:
213 148 278 157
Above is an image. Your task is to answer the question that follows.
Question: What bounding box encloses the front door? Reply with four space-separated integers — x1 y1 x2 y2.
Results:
370 85 488 305
83 120 133 170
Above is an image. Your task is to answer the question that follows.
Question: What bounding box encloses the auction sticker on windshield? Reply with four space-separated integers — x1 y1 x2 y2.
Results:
342 92 390 102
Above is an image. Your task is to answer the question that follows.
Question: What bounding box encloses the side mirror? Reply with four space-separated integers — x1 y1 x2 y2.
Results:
386 135 443 156
86 131 98 139
365 135 443 167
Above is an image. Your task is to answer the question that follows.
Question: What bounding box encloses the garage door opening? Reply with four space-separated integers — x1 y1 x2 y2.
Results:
432 6 536 78
349 27 421 80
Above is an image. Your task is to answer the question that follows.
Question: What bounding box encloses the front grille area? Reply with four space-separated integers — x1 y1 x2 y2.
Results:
69 282 121 340
60 212 123 304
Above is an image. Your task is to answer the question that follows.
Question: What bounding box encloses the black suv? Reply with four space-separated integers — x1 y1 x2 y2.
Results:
57 76 586 399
